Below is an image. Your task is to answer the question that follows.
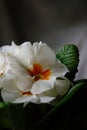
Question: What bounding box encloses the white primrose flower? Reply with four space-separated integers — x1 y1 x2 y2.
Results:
0 42 71 104
0 52 6 87
0 43 16 88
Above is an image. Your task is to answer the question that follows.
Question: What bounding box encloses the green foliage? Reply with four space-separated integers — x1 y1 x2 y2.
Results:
0 104 28 130
56 44 79 80
30 79 87 129
0 102 9 109
51 79 87 112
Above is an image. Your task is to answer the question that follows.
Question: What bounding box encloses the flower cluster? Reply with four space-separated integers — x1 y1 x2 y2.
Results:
0 41 70 106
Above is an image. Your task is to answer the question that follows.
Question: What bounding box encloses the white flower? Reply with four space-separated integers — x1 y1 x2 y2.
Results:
0 52 6 75
0 41 71 104
0 51 8 88
0 43 16 88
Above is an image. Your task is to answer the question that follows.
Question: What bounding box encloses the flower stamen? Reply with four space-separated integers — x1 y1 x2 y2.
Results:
22 91 32 95
29 64 51 81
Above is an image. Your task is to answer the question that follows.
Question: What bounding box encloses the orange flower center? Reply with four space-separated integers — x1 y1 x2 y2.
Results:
28 64 51 81
22 91 32 95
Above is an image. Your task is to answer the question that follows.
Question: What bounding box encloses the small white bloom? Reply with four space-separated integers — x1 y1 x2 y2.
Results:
0 43 18 88
1 42 70 104
0 52 6 75
0 51 7 88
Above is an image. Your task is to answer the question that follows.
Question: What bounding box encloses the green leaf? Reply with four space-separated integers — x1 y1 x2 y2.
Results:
31 79 87 129
51 79 87 112
0 102 9 109
0 104 28 130
56 44 79 80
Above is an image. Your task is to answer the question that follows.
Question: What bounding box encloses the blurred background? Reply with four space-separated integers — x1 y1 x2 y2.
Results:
0 0 87 130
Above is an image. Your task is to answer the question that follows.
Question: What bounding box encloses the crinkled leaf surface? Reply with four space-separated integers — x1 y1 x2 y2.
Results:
56 44 79 80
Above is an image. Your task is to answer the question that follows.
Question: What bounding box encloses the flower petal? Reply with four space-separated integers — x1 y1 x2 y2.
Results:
0 78 20 92
15 74 33 91
0 52 6 75
12 42 34 68
4 56 33 91
1 77 36 103
51 60 69 77
33 42 57 68
55 77 71 95
30 97 40 104
1 89 20 103
39 96 55 103
12 95 36 103
1 88 36 103
30 77 55 94
41 87 58 97
0 45 12 55
1 79 21 102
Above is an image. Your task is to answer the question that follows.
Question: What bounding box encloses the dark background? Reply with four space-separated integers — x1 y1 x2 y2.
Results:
0 0 87 46
0 0 87 129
